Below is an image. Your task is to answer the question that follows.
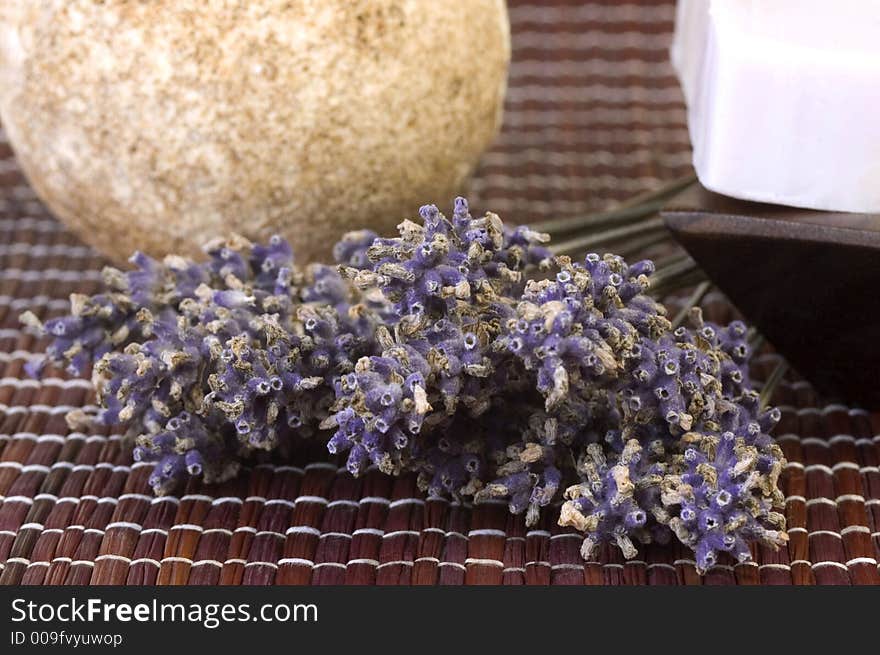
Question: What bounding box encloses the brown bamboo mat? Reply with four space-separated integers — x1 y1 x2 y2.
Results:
1 0 879 585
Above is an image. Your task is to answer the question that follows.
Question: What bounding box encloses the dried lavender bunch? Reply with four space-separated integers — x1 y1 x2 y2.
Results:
473 253 661 523
23 198 786 572
325 199 551 486
470 249 786 571
24 234 385 493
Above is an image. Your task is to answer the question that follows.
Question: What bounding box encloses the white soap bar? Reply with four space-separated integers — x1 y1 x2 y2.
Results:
671 0 880 213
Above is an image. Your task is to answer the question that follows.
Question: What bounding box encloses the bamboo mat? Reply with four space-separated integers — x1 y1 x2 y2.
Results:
1 0 879 585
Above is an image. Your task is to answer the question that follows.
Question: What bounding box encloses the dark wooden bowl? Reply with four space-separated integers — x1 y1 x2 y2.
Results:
663 184 880 409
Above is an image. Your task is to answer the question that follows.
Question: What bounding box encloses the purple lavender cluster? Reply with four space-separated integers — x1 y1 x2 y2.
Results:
326 200 552 488
23 199 786 572
24 234 384 493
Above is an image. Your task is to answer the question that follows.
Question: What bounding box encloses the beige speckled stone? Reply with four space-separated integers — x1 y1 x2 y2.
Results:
0 0 509 263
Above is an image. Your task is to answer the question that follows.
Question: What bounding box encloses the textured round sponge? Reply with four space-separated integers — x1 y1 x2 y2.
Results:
0 0 510 263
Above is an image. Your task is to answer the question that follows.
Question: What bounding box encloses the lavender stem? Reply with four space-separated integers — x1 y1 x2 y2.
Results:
533 173 697 236
759 359 789 409
549 215 666 255
670 280 713 330
649 254 703 295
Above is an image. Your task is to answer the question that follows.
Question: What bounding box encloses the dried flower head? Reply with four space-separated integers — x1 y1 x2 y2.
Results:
23 198 785 572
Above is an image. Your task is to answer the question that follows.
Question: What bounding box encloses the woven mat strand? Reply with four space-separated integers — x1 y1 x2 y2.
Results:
1 0 879 585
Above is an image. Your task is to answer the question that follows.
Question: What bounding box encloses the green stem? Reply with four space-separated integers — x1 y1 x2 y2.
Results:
649 255 704 296
533 173 697 236
670 280 713 330
759 359 789 409
550 215 666 255
612 231 670 260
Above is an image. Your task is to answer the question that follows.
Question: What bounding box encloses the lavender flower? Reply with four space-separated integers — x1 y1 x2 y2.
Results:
22 199 786 572
326 199 551 489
